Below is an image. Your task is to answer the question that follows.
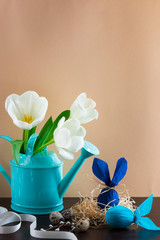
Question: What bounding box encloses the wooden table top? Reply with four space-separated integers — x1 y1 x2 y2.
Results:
0 197 160 240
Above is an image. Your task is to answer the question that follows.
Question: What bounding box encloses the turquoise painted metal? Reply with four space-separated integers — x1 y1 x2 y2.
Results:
0 134 99 214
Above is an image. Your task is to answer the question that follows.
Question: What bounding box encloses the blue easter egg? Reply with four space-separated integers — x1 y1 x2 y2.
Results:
97 188 119 209
105 206 134 228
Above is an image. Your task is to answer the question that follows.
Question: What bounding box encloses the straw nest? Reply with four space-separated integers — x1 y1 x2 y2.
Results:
71 184 136 228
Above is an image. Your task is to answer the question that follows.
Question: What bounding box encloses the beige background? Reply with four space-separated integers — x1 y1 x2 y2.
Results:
0 0 160 197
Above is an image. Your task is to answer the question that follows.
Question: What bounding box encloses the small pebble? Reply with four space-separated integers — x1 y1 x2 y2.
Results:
76 218 90 232
49 212 64 225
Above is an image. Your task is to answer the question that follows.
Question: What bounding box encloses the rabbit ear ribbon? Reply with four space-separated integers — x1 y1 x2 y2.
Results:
109 157 127 187
135 195 160 231
92 158 111 185
134 195 153 218
137 217 160 231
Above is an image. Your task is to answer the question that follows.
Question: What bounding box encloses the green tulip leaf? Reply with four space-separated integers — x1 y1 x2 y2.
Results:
28 126 37 137
11 139 24 166
34 110 70 153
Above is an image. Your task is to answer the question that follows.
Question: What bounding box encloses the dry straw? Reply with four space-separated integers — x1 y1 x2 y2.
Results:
71 183 136 228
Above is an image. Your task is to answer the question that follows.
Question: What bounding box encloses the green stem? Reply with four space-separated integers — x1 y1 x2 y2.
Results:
33 140 55 155
23 130 29 153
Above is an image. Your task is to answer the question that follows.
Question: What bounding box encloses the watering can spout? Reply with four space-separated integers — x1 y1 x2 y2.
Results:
58 141 99 199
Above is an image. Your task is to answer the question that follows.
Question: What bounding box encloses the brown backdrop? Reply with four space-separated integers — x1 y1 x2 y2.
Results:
0 0 160 197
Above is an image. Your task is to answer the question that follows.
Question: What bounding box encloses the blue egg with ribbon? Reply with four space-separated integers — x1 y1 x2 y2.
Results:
105 206 134 228
105 195 160 231
92 157 127 209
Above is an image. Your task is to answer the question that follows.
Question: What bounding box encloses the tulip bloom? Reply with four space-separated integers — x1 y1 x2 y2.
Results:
54 117 86 160
5 91 48 130
70 93 98 124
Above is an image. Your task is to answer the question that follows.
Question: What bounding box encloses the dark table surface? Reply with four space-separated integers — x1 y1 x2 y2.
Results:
0 197 160 240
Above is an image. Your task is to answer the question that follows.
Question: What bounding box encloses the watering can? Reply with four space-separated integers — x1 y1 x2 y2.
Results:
0 134 99 214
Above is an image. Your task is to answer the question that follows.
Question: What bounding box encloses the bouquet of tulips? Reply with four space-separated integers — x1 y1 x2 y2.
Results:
4 91 98 165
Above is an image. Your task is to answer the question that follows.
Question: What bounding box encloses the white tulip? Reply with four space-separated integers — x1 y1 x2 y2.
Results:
5 91 48 130
70 93 98 124
54 117 86 160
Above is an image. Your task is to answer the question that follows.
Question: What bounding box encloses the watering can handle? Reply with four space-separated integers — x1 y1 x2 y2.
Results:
0 134 38 186
0 165 11 186
0 135 12 186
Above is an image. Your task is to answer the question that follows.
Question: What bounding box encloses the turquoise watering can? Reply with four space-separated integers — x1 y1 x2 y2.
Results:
0 134 99 214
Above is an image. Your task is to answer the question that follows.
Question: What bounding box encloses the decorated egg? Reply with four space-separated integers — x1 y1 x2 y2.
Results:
98 188 119 209
105 206 134 228
76 218 90 232
49 212 64 225
61 209 75 221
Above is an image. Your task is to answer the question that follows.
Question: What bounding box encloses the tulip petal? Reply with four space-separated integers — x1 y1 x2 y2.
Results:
7 102 23 120
76 126 86 137
12 119 34 130
70 93 98 124
54 115 86 159
63 118 85 135
68 136 84 152
76 92 87 105
18 91 40 114
5 94 20 111
62 118 86 137
79 109 98 124
57 148 74 160
70 104 84 122
5 91 48 130
54 128 71 148
30 97 48 119
84 98 96 109
63 118 80 132
57 117 65 128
